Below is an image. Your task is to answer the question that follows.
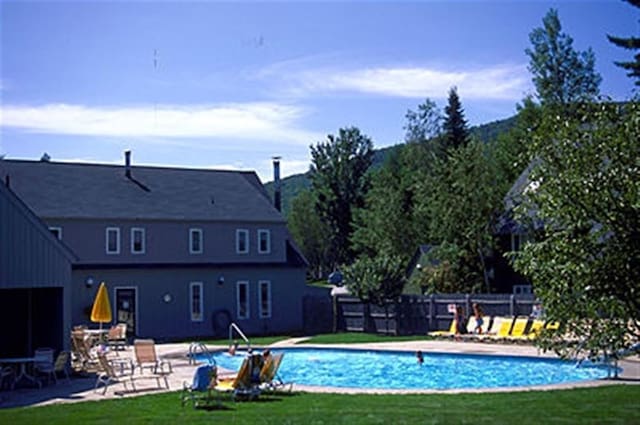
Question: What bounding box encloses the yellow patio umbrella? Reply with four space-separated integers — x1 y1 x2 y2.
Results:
90 281 112 330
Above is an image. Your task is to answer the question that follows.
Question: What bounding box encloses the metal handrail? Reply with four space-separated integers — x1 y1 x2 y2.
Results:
188 341 216 366
229 322 251 350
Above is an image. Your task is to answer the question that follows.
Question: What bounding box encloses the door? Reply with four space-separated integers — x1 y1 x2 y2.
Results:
115 287 137 337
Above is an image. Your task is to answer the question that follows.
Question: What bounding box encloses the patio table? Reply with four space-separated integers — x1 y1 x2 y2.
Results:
0 357 42 388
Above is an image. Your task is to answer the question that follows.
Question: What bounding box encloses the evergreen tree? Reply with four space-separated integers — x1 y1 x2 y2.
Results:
309 127 373 269
607 0 640 86
526 8 602 105
442 87 469 152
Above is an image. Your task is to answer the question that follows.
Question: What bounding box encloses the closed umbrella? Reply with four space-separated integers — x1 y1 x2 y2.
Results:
91 281 112 330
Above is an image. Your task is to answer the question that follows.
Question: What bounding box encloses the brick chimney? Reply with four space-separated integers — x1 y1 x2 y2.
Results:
125 150 132 178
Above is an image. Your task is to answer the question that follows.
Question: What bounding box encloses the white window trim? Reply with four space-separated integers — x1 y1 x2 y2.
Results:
236 229 249 254
257 229 271 254
49 226 62 240
189 228 203 254
236 280 250 320
190 281 204 322
258 280 272 319
131 227 146 254
106 227 120 255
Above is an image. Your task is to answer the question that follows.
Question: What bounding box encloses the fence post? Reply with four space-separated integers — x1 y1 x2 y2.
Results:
429 293 435 331
509 294 515 317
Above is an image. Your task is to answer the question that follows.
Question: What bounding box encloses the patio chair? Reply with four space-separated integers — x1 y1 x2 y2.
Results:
181 363 223 409
94 352 135 395
33 348 54 385
71 330 99 372
35 351 71 385
479 316 515 341
107 323 128 351
133 339 172 388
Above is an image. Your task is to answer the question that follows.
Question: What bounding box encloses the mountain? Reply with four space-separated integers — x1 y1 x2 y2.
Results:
264 115 517 215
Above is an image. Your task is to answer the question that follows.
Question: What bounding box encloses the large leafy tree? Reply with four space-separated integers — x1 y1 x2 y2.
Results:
442 87 469 151
309 127 373 269
416 140 502 293
607 0 640 86
526 8 602 105
287 189 332 279
513 101 640 360
403 98 442 144
344 254 407 304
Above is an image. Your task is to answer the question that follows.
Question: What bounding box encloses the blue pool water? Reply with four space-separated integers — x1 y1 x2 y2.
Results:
200 347 611 390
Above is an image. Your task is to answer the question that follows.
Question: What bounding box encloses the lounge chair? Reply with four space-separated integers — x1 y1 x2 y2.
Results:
259 353 292 392
133 339 172 376
214 355 261 401
428 319 457 337
504 317 530 341
479 316 514 341
95 353 135 395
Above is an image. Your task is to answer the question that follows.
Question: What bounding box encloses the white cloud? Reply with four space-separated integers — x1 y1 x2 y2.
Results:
267 63 530 100
0 102 320 145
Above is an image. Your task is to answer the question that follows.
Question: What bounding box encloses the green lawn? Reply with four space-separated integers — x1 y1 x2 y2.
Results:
302 332 433 344
1 385 638 424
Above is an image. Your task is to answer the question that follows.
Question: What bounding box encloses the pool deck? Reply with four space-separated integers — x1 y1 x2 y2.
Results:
1 338 638 408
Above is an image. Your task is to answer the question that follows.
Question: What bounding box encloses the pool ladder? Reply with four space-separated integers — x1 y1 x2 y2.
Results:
188 341 217 366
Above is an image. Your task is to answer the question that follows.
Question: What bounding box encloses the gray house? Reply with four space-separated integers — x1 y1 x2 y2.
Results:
0 179 75 356
0 153 307 341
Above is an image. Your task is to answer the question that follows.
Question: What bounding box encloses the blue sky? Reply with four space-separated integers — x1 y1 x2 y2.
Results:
1 1 637 182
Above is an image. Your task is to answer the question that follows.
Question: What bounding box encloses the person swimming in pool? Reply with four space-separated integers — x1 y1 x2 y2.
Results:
416 350 424 364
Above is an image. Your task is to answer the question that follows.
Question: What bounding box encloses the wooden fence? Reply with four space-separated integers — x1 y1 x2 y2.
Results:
334 294 537 335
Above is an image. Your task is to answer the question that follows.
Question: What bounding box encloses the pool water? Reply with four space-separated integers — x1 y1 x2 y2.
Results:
201 347 611 390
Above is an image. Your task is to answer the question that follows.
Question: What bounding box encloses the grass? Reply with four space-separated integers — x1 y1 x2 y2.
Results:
301 332 433 344
1 385 638 424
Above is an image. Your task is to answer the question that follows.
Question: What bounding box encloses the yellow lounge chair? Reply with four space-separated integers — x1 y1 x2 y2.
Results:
215 355 261 401
428 319 457 337
525 319 545 340
480 317 515 340
504 317 530 341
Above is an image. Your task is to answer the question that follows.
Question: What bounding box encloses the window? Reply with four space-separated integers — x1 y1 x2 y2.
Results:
131 227 145 254
189 228 203 254
236 229 249 254
106 227 120 254
258 229 271 254
258 280 271 318
236 281 249 319
49 227 62 240
190 282 203 322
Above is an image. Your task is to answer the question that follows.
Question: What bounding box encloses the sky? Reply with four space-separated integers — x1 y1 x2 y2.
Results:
0 1 637 183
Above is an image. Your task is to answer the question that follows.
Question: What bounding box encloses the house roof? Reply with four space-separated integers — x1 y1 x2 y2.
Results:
0 159 284 223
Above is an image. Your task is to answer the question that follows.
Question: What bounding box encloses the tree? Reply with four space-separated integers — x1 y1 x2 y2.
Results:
415 140 502 293
442 87 469 152
403 98 442 143
287 189 332 279
526 8 602 105
344 254 407 304
607 0 640 86
513 101 640 361
309 127 374 269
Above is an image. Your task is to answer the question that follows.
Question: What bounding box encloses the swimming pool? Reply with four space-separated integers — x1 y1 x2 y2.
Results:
201 347 611 390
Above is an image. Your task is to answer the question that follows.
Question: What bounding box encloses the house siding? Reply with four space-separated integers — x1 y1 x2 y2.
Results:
0 183 73 355
71 265 306 340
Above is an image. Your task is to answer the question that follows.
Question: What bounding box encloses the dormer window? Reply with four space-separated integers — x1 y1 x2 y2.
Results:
236 229 249 254
131 227 145 254
189 228 203 254
106 227 120 255
258 229 271 254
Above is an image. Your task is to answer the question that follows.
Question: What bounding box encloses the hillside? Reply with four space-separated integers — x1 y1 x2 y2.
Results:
264 115 517 215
